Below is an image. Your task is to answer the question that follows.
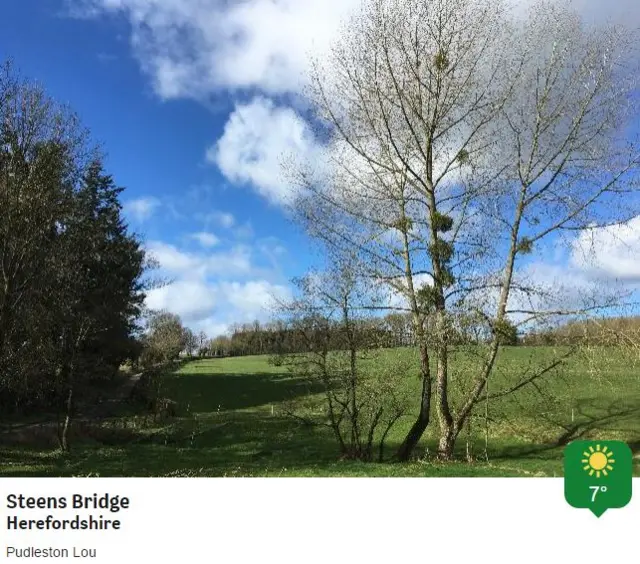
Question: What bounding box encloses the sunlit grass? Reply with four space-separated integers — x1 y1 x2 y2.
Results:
1 346 638 477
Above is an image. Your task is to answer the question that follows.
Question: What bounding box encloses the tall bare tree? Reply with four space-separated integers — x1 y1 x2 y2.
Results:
288 0 640 459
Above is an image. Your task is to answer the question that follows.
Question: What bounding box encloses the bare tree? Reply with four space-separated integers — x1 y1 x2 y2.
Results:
288 0 640 459
183 327 198 357
197 330 208 356
277 263 410 461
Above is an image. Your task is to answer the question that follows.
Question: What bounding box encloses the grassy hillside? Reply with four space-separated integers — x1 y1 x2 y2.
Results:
1 347 638 477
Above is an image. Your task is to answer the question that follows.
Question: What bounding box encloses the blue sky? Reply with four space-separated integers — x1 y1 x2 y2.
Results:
2 0 639 336
1 0 332 336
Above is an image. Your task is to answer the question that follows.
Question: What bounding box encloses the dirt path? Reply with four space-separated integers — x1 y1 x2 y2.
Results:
0 371 143 438
88 371 143 419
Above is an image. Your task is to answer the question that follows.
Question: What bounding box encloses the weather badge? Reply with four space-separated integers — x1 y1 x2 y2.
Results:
564 440 633 517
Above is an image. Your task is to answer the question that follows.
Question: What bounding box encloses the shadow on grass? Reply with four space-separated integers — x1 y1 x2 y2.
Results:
488 397 640 464
0 447 68 477
0 449 56 466
162 371 326 413
1 413 352 477
3 360 639 477
553 397 640 446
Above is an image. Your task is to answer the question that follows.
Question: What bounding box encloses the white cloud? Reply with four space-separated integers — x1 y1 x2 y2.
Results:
201 210 235 229
508 261 593 315
146 240 252 277
143 236 292 333
190 231 220 248
146 241 199 272
501 217 640 326
209 96 321 205
221 280 292 318
77 0 640 102
76 0 361 99
123 196 160 222
540 0 640 27
233 222 254 240
77 0 640 208
146 279 217 322
145 277 291 327
570 217 640 284
191 318 230 339
384 273 433 311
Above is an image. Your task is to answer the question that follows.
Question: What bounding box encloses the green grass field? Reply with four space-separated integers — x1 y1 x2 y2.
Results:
1 347 639 477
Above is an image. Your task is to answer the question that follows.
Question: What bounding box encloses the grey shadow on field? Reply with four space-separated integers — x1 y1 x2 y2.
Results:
493 397 640 462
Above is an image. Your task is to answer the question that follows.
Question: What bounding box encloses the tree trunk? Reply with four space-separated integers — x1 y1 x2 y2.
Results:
438 427 456 460
396 343 431 461
0 282 11 354
435 343 455 459
60 385 73 452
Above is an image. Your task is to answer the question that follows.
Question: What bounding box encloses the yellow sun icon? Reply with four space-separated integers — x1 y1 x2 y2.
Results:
582 444 615 478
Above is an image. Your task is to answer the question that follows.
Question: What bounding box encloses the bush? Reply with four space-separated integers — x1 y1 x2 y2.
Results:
277 334 411 461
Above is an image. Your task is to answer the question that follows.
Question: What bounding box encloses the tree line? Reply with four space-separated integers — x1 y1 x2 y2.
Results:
202 313 640 361
207 312 522 358
0 62 148 449
522 316 640 347
209 316 414 357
